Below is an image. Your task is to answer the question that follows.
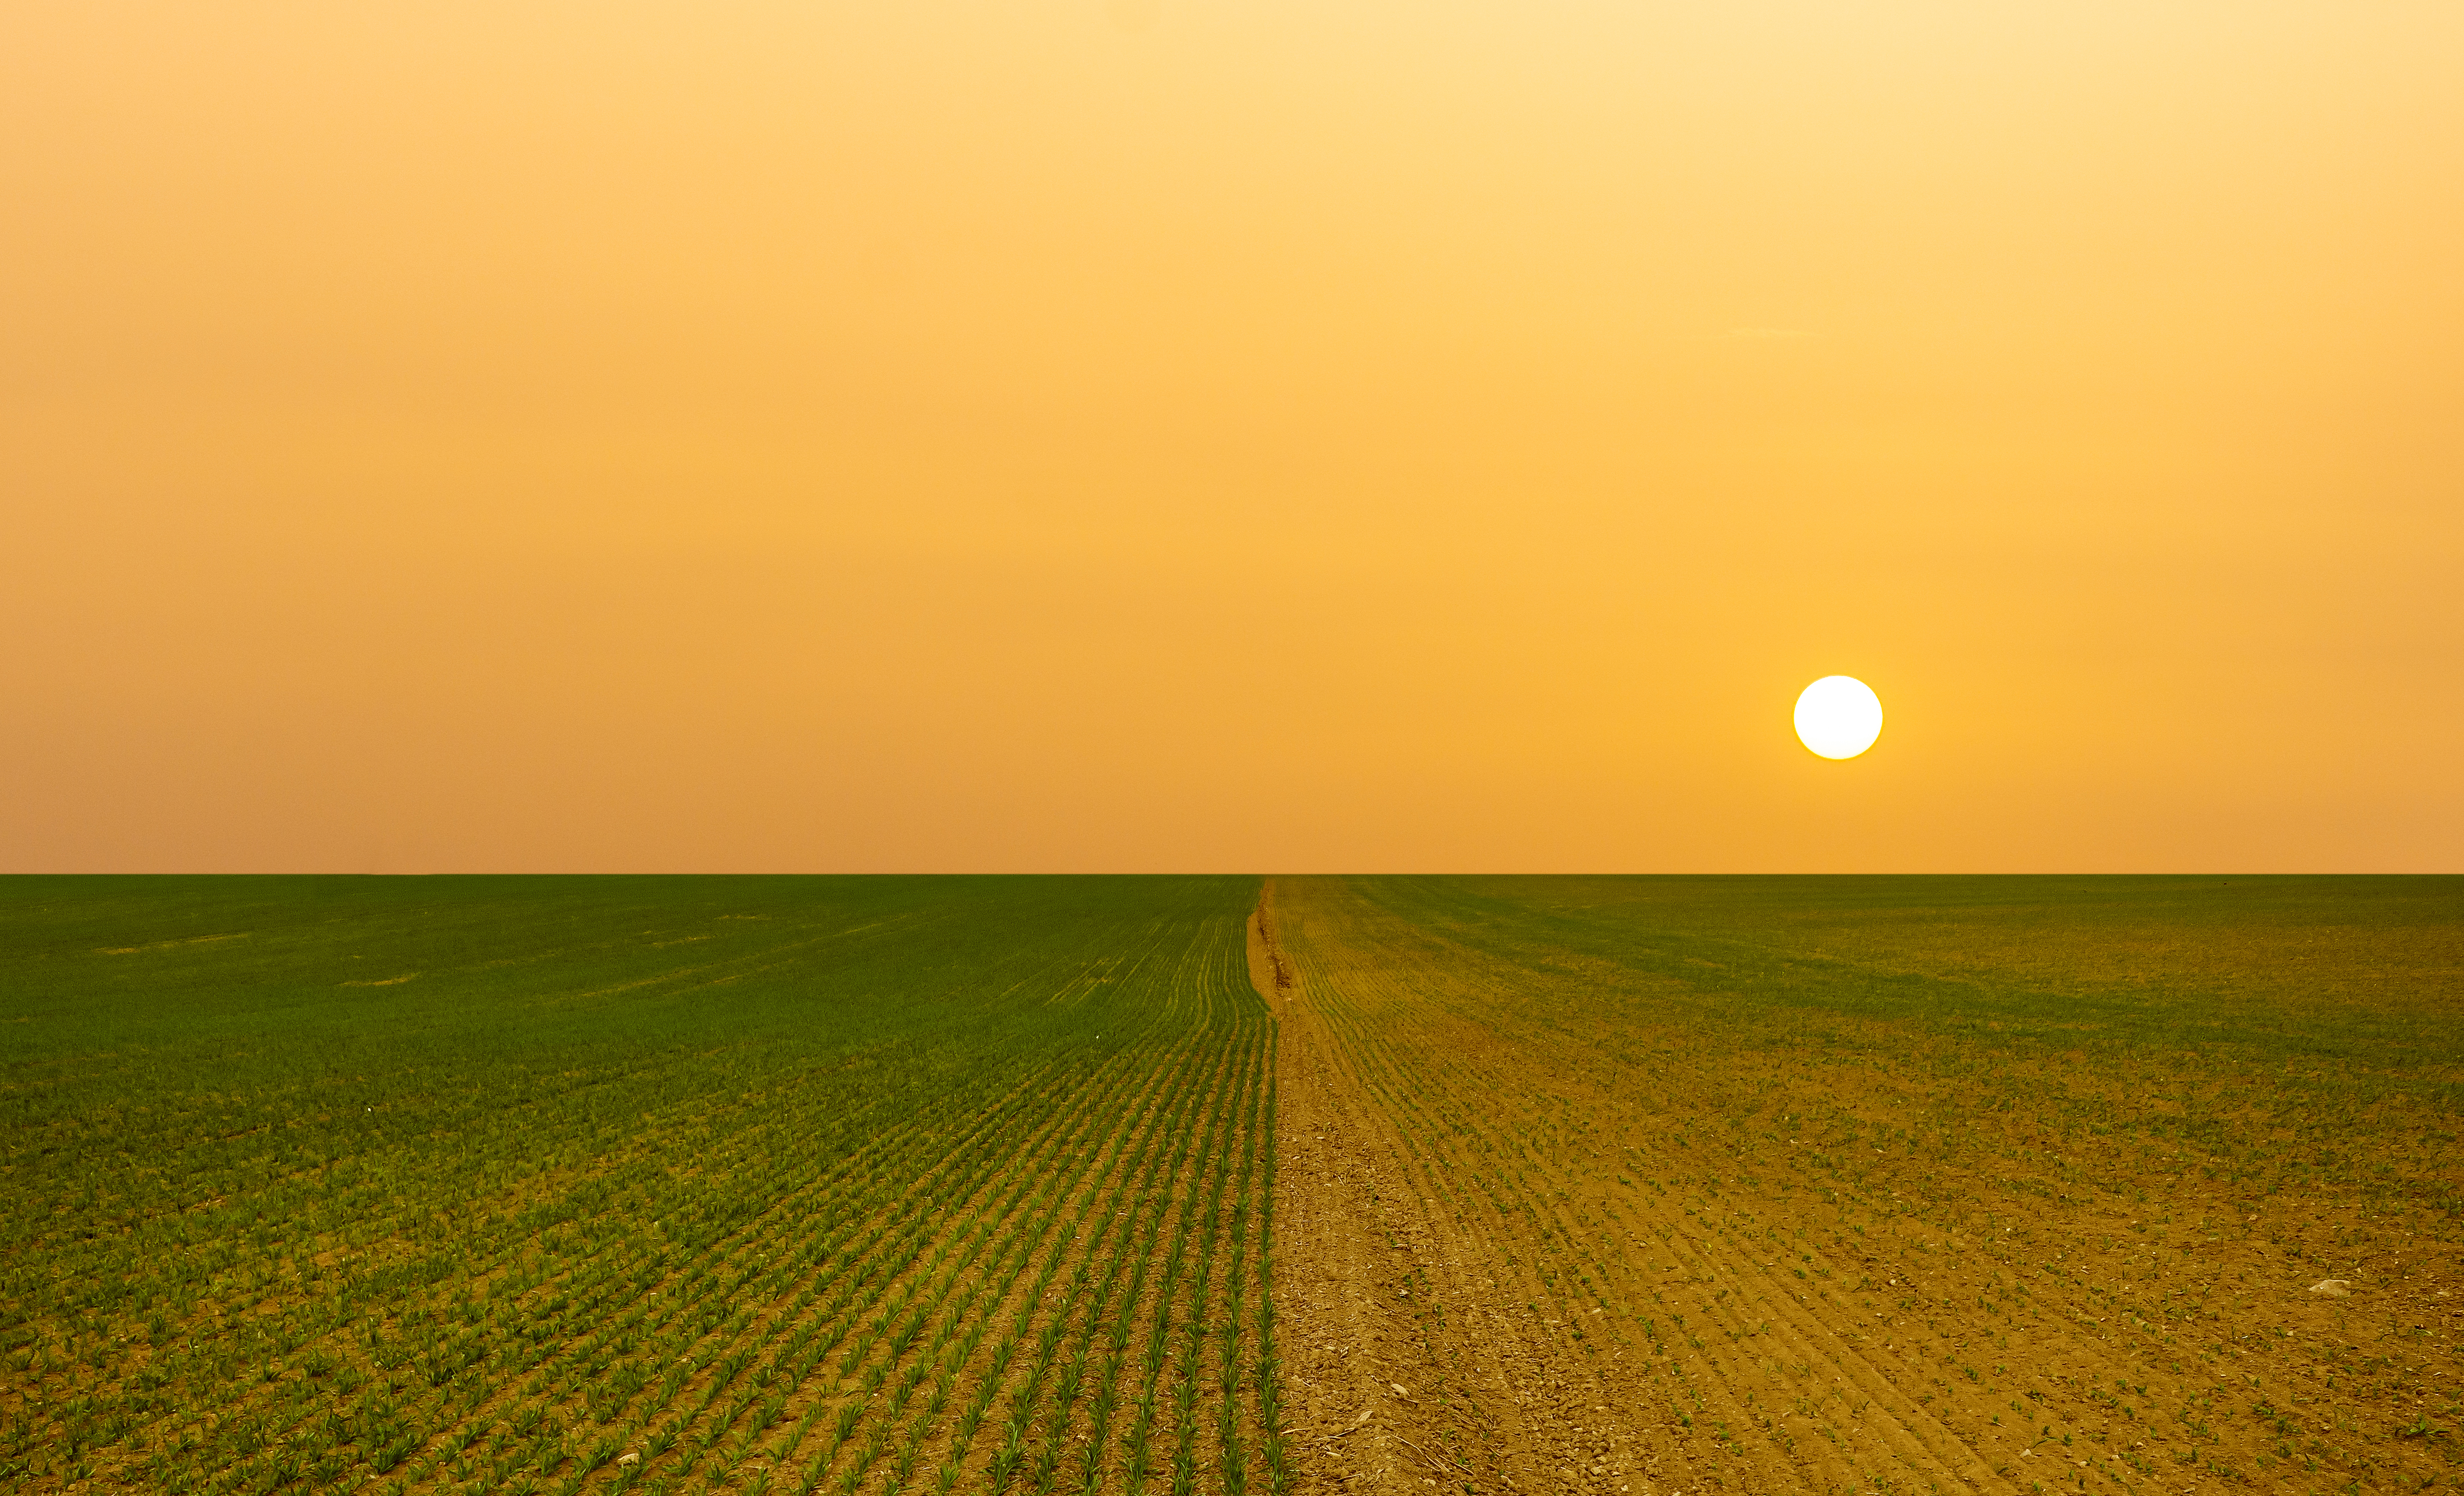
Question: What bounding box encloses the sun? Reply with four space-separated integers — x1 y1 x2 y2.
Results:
1794 675 1883 759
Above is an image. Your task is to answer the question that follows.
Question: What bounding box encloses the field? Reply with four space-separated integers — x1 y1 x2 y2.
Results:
5 875 2460 1496
1 877 1281 1496
1262 875 2463 1496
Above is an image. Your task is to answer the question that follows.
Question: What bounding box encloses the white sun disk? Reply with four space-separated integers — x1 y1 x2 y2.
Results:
1794 676 1883 759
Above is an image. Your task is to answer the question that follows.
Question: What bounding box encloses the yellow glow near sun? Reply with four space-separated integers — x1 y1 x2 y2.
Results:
1794 676 1883 759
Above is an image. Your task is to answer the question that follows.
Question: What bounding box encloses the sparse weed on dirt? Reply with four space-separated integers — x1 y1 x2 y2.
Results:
1271 875 2463 1496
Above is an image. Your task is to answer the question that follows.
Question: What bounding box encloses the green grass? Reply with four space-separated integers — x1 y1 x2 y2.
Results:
0 875 1281 1496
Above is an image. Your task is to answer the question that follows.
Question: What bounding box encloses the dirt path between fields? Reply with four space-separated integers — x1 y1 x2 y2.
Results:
1255 887 1409 1492
1258 883 1598 1496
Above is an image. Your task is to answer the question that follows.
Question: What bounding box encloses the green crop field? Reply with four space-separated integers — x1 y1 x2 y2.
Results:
1 877 1283 1496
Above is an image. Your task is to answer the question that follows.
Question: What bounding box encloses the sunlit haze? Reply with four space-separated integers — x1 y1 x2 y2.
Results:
5 3 2459 871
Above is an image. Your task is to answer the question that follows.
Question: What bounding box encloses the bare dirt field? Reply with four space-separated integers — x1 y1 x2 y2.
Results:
1259 876 2463 1496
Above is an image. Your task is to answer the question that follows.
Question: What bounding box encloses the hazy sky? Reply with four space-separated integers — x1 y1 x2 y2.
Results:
6 3 2459 872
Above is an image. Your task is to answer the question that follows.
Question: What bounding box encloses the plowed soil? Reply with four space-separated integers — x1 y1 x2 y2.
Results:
1259 876 2464 1496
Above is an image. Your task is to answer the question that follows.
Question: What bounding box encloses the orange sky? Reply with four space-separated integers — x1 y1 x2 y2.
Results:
5 3 2460 872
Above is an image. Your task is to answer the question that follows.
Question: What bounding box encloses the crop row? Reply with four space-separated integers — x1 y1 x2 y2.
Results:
1272 874 2462 1496
2 875 1284 1496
